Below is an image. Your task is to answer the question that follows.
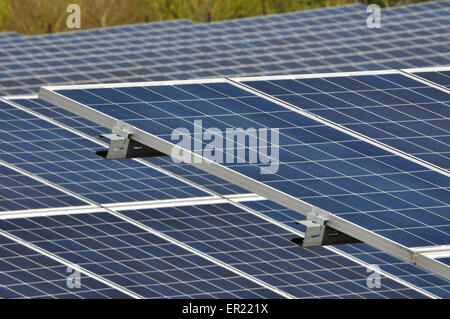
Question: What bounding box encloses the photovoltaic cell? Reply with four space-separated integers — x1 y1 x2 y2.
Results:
241 72 450 169
0 163 87 212
120 202 429 298
411 70 450 89
0 234 131 298
0 212 283 299
0 99 209 204
46 81 450 248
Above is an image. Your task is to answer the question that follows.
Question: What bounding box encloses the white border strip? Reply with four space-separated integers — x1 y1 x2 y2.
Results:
232 70 401 82
402 66 450 73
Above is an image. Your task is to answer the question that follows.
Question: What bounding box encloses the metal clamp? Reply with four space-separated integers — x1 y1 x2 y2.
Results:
293 207 361 247
97 122 166 160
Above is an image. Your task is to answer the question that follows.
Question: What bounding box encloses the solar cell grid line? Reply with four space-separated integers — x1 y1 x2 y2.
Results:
0 97 211 205
235 70 450 171
110 199 438 299
40 79 450 280
2 95 249 202
0 159 91 213
0 32 444 78
0 16 373 74
116 202 432 299
0 211 289 299
0 227 137 299
238 200 450 298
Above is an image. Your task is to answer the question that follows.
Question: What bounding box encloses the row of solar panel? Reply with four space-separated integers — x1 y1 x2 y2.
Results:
0 1 448 299
0 200 445 299
0 1 449 95
0 4 366 49
0 92 448 298
1 1 446 54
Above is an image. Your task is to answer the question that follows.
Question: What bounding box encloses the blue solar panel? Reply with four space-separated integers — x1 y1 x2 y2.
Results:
0 234 131 298
240 200 450 298
0 212 283 299
1 2 450 95
411 70 450 89
0 99 209 205
120 202 429 298
0 163 87 212
241 72 450 169
10 97 248 195
437 257 450 267
46 81 450 248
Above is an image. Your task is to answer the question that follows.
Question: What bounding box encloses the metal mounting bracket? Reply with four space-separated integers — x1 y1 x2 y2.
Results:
292 207 362 247
96 122 166 160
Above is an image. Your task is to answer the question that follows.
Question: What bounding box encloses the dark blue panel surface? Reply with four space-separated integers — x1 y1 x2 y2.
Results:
241 200 450 298
53 82 450 247
121 203 428 299
0 212 280 299
0 164 86 212
0 234 131 298
243 73 450 169
0 100 208 204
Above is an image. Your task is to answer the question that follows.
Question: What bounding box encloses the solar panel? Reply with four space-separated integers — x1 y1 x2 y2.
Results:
0 232 132 298
237 70 450 170
40 79 450 280
118 202 431 298
0 211 286 299
0 161 88 212
0 98 210 205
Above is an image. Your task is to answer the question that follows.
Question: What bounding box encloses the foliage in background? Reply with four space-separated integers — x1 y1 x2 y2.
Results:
0 0 433 35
